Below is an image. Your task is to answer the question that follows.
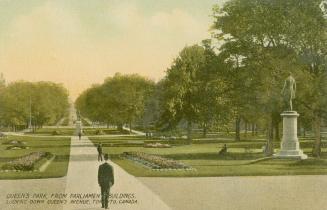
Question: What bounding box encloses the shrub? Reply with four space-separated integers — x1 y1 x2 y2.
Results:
95 130 105 135
52 130 61 135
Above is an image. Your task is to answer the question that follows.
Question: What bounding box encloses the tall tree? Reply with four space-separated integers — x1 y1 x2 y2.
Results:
212 0 327 155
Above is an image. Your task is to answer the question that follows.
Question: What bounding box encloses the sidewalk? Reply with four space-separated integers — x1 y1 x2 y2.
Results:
64 136 171 210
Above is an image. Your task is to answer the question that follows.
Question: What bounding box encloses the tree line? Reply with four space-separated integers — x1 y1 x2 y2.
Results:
0 81 69 131
76 0 327 156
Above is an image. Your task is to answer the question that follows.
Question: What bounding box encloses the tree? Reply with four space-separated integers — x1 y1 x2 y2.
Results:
75 73 155 132
159 44 229 142
212 0 327 155
0 81 69 130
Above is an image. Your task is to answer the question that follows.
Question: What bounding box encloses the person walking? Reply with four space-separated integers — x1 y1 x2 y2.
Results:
98 154 114 209
97 143 103 161
78 131 82 140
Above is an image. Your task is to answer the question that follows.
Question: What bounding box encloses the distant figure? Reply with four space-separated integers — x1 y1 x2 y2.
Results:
78 131 82 140
281 72 296 111
97 143 103 161
218 144 227 155
98 154 114 209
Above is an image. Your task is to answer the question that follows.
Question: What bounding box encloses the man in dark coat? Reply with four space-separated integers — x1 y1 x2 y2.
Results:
97 143 103 161
98 154 114 209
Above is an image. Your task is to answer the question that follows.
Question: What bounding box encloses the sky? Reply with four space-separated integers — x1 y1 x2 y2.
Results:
0 0 223 99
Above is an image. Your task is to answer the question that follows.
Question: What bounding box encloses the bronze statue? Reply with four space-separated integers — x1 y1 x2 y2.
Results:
281 73 296 111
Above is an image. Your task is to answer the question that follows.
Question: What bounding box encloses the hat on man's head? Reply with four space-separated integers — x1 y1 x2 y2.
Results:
104 153 109 160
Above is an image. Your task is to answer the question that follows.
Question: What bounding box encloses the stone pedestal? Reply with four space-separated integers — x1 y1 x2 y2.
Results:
274 111 307 160
75 120 83 135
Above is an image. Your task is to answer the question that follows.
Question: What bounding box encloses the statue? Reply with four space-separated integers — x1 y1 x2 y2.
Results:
275 72 307 159
281 72 296 111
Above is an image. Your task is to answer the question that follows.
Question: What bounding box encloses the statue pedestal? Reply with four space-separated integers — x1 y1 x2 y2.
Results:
75 120 83 135
274 111 307 160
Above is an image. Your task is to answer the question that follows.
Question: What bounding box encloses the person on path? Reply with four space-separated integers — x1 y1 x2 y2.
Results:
98 154 114 209
78 131 82 140
218 144 227 155
97 143 103 161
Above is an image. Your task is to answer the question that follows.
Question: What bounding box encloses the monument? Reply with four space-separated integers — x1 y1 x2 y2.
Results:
274 73 307 159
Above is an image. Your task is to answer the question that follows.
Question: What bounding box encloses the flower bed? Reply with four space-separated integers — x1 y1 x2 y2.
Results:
123 152 190 170
144 143 171 148
2 152 52 171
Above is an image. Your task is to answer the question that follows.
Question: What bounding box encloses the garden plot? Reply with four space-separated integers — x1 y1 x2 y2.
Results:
1 152 54 172
123 152 193 171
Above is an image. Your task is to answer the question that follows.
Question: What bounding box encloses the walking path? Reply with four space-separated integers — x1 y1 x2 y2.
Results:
63 136 170 210
55 117 66 126
140 176 327 210
122 127 145 136
68 104 77 126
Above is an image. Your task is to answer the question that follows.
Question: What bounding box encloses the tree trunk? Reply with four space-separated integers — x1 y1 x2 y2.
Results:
265 114 274 156
129 121 132 134
202 123 207 138
187 121 192 143
251 123 255 136
117 123 123 131
312 113 321 157
235 116 241 141
274 121 280 141
244 121 248 137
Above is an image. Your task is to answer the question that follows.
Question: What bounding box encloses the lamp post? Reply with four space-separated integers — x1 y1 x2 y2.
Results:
28 96 32 131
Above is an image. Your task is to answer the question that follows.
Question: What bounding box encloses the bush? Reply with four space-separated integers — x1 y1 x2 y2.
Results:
95 130 105 135
52 130 61 135
6 145 28 150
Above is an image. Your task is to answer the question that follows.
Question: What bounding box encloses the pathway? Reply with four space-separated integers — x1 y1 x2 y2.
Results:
68 104 77 127
140 176 327 210
122 127 145 136
63 136 170 210
55 117 66 127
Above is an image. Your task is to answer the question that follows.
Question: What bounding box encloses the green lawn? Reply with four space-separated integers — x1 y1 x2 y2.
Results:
89 136 327 177
0 135 71 179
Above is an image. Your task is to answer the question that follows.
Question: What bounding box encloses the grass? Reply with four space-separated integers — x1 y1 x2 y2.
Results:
89 135 327 177
0 135 71 179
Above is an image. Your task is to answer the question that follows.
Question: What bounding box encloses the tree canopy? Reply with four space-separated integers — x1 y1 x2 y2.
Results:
0 81 69 130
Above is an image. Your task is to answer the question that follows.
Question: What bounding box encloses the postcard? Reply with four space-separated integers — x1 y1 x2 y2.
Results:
0 0 326 210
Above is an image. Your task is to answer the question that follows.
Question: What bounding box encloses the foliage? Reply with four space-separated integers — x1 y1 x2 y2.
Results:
159 44 230 140
0 81 69 130
212 0 327 154
75 73 155 129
